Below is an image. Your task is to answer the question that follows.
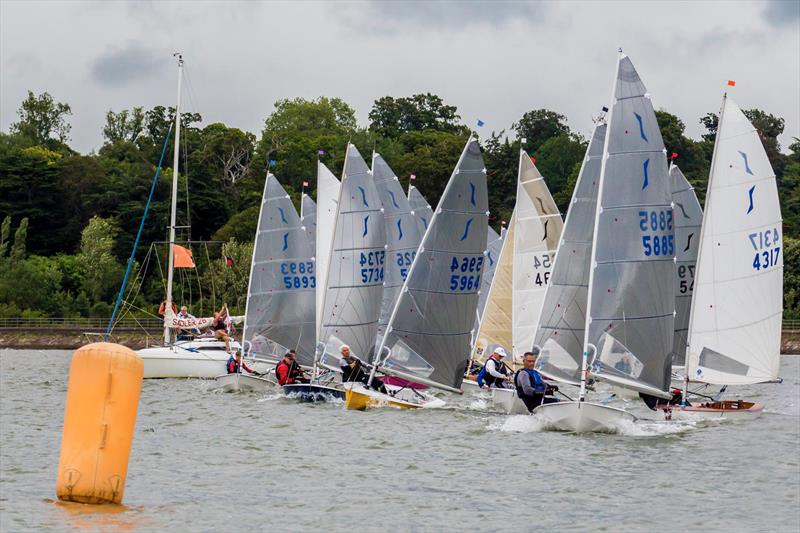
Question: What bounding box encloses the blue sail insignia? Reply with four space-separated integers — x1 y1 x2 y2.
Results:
634 112 648 142
739 151 754 175
388 190 400 209
358 186 369 207
469 183 476 206
642 158 650 190
363 215 370 236
282 232 289 251
278 207 288 224
460 218 473 241
396 219 403 240
747 185 756 214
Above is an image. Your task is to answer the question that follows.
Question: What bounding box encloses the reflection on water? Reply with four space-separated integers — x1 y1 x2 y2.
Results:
1 350 799 531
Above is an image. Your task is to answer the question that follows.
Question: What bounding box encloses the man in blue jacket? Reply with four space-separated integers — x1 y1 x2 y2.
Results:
514 351 559 412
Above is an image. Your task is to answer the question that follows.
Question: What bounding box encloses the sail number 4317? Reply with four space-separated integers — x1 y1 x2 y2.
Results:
449 255 484 292
749 228 781 271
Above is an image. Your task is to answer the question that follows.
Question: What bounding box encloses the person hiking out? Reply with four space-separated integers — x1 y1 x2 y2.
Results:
276 351 309 385
481 347 512 388
514 352 559 412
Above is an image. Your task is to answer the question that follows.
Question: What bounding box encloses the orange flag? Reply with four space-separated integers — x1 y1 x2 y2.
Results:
174 244 195 268
727 80 736 87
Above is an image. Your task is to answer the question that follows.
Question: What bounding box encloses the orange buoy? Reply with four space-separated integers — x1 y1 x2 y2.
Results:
56 343 143 504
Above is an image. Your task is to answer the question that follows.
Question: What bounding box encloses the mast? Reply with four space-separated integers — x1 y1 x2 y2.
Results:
164 53 183 345
682 93 727 404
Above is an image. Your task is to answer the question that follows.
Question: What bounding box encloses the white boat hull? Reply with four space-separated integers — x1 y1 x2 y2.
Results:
214 373 275 393
533 401 637 433
490 387 529 414
138 339 268 379
661 401 764 422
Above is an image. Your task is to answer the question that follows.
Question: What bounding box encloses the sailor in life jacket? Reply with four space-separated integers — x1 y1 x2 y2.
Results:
227 350 256 375
275 350 309 385
481 347 513 388
514 351 559 412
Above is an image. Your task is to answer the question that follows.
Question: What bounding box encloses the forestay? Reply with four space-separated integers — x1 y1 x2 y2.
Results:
686 95 783 385
586 53 675 399
318 145 386 363
534 122 606 384
512 151 563 357
408 185 434 234
301 193 317 252
372 153 424 346
669 165 702 367
244 174 316 366
378 139 488 390
315 161 341 341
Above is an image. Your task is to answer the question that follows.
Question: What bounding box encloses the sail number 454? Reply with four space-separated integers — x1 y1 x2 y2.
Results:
449 256 483 292
749 228 781 271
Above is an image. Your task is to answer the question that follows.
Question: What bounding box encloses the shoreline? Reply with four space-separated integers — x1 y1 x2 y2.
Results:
2 329 800 354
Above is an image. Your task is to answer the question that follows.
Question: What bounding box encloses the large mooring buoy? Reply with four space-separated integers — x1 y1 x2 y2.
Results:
56 343 143 504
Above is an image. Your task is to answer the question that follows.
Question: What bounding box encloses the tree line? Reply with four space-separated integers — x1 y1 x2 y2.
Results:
1 90 798 320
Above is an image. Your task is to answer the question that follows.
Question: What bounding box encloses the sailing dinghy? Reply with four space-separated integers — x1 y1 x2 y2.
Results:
534 52 676 432
215 173 314 392
489 150 564 414
663 94 783 420
345 138 489 409
293 144 387 401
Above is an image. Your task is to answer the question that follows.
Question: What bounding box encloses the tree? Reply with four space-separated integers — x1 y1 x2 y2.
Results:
535 134 587 212
10 217 28 261
78 217 122 303
368 93 467 138
11 91 72 145
0 216 10 257
103 107 145 144
512 109 570 154
656 110 710 204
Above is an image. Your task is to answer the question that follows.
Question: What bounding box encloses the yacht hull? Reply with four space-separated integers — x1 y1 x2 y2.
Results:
533 401 636 433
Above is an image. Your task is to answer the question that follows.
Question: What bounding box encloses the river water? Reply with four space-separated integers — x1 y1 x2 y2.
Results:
1 349 798 532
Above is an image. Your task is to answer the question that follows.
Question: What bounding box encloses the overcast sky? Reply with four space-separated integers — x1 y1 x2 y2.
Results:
1 0 798 154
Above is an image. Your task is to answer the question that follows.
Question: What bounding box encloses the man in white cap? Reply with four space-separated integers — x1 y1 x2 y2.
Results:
481 346 512 388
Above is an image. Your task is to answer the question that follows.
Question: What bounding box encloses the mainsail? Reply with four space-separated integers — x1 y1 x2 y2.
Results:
471 215 514 361
315 161 341 341
378 139 488 391
686 95 783 385
586 53 675 399
408 185 434 234
533 122 606 384
372 153 424 344
318 144 386 362
512 151 563 356
471 226 503 357
301 193 317 252
244 174 316 366
669 164 702 367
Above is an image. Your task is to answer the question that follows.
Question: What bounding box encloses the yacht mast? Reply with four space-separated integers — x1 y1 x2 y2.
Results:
164 53 183 344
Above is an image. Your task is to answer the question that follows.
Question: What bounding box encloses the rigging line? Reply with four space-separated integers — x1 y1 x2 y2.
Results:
116 242 155 325
205 244 216 313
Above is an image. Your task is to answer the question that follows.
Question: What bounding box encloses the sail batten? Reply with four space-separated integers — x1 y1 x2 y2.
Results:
244 174 316 366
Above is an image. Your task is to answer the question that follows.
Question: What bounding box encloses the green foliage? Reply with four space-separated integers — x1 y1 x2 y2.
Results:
211 205 260 243
513 109 570 154
11 91 73 146
0 216 10 257
78 217 122 303
535 134 587 212
10 217 28 261
368 93 467 138
784 237 800 319
201 240 253 315
103 107 145 144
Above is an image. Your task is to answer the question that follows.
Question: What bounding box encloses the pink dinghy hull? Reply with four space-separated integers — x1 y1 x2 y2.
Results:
382 376 428 390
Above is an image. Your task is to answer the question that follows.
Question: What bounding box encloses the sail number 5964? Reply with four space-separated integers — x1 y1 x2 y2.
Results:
449 255 483 292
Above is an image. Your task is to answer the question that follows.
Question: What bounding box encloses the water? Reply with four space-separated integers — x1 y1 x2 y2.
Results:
1 350 798 532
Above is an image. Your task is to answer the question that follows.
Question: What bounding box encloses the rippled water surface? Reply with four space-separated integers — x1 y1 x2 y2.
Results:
1 350 798 531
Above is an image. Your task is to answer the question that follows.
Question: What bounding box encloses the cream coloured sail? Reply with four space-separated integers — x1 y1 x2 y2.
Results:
686 95 783 385
315 161 341 341
512 151 563 357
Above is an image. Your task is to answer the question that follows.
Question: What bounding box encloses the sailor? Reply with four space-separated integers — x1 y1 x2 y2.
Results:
614 354 633 374
514 351 559 412
176 305 198 340
211 304 231 353
481 347 513 388
339 345 388 393
226 350 257 375
276 350 309 385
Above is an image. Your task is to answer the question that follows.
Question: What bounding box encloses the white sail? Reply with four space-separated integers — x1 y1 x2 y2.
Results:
686 96 783 385
586 53 675 400
301 193 317 252
471 214 515 361
533 122 606 384
372 153 424 345
669 165 703 367
318 145 386 362
471 226 503 357
408 184 434 234
244 174 316 366
512 151 563 357
315 161 341 342
378 139 489 391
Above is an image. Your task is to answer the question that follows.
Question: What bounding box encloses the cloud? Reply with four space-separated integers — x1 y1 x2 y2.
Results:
90 41 170 86
336 0 549 32
762 0 800 27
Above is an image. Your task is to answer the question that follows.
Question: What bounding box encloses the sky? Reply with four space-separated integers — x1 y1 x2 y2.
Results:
1 0 799 154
